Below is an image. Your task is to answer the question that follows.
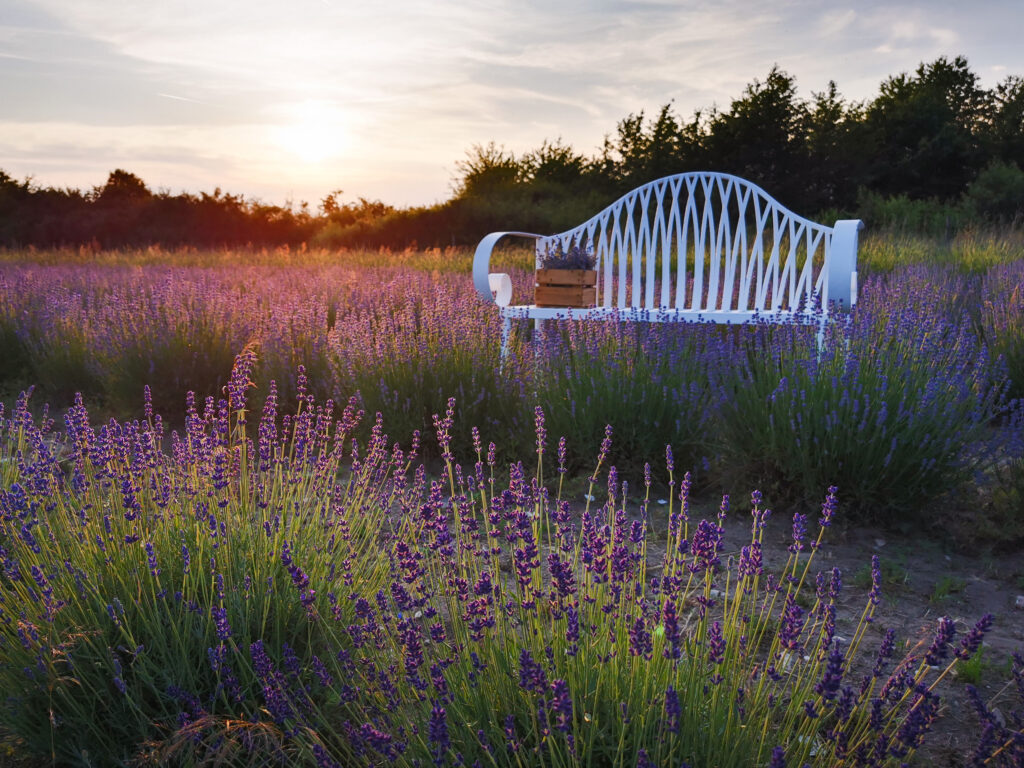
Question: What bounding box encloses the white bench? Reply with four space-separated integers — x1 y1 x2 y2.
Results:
472 172 863 356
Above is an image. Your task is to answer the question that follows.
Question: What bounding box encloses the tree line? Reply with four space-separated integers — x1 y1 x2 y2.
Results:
2 55 1023 251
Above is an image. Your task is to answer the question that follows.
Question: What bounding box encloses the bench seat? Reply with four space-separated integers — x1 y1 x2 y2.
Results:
473 172 863 357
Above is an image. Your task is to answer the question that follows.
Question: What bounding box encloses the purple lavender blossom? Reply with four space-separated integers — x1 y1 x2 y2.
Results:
518 649 547 695
550 679 573 732
211 605 232 640
428 703 449 765
815 644 845 701
707 621 725 665
925 616 957 666
956 614 993 661
664 685 681 733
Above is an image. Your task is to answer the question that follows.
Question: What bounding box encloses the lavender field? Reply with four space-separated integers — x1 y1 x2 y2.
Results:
0 239 1023 766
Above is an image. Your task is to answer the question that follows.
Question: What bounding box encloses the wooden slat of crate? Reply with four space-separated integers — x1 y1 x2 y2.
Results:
535 269 597 286
534 285 597 307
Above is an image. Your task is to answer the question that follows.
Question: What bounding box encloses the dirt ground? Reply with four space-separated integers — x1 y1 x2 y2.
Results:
712 509 1024 766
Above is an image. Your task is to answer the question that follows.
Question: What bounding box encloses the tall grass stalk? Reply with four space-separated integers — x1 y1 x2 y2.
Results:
0 361 1015 766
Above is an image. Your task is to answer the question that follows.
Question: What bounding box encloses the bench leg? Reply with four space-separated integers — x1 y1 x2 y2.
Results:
534 318 546 360
499 317 513 371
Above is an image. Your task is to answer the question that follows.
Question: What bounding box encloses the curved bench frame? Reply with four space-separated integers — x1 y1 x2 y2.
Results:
473 172 863 356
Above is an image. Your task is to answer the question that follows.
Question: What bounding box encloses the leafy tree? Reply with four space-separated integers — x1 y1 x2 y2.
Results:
522 139 589 190
454 142 525 198
802 82 870 211
597 104 687 192
865 55 990 200
702 65 810 209
987 76 1024 169
94 169 152 204
962 160 1024 222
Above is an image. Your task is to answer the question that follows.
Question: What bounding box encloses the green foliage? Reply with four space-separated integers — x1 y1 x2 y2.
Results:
0 380 1001 767
929 575 967 603
534 321 717 482
713 284 1007 517
984 451 1024 549
963 160 1024 222
853 558 908 590
855 189 964 238
956 647 985 685
866 55 990 201
328 286 529 457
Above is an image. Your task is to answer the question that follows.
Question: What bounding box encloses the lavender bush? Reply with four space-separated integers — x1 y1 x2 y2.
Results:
327 274 530 458
533 318 720 479
981 260 1024 402
715 268 1010 516
0 244 1022 520
1 356 1020 766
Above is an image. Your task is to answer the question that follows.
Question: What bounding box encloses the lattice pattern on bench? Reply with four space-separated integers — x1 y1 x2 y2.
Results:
473 172 863 356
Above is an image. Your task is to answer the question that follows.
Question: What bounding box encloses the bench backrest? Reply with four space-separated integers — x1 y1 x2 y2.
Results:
537 172 861 314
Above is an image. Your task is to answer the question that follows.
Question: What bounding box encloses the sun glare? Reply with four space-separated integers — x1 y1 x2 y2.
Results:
272 101 348 163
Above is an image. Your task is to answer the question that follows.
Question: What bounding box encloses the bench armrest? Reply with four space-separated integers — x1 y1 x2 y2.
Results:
829 219 864 309
473 231 545 304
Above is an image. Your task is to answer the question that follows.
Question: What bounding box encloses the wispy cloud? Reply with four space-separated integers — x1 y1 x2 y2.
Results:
3 0 1023 206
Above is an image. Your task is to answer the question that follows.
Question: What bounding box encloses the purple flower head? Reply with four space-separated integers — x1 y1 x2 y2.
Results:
868 555 882 606
590 425 613 482
819 486 838 528
788 512 807 553
768 746 786 768
534 406 546 456
550 679 573 732
924 616 957 666
211 605 232 640
688 519 722 573
664 685 681 733
815 644 845 701
564 605 580 652
428 704 449 765
738 542 763 577
662 598 681 660
548 553 576 599
779 594 806 650
504 714 519 753
518 649 547 695
956 613 993 661
829 567 842 600
707 621 725 665
557 436 568 473
629 615 653 660
893 685 940 757
871 627 897 678
636 748 656 768
145 541 160 577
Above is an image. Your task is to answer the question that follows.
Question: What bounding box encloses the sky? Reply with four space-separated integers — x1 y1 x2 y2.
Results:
2 0 1023 210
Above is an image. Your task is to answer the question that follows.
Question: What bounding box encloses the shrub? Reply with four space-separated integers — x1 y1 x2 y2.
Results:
0 359 1014 766
714 268 1008 518
962 160 1024 223
981 261 1024 402
328 275 530 459
534 318 719 483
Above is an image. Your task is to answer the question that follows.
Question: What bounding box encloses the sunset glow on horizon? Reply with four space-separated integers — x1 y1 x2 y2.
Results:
3 0 1024 209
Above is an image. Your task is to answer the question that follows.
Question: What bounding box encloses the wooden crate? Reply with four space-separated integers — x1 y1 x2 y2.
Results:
534 269 597 308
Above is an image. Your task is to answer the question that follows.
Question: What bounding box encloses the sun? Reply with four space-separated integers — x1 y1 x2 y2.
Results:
273 100 348 163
